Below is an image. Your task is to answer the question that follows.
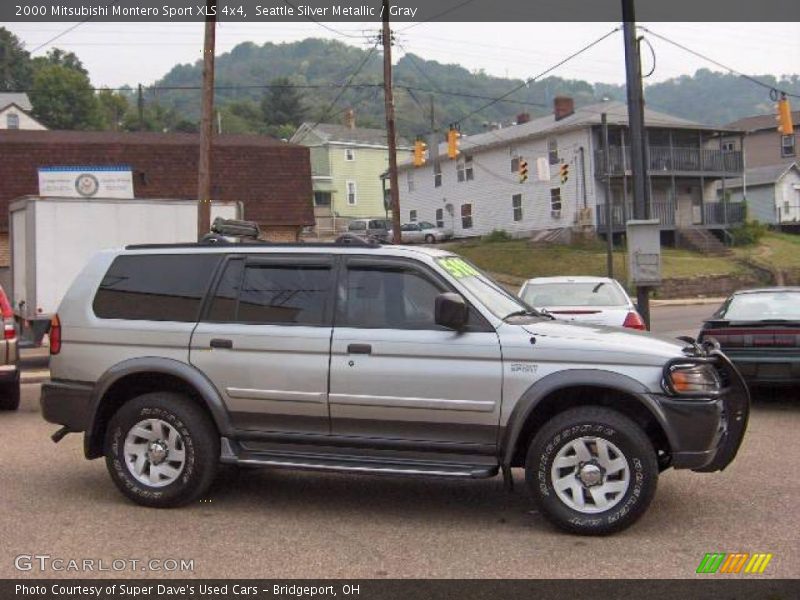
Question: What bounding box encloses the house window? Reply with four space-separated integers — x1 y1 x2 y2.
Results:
548 138 559 165
781 134 796 158
409 210 418 222
433 161 442 187
457 155 474 182
784 200 791 216
512 194 523 222
461 204 473 229
435 208 444 229
511 156 520 173
6 113 19 129
550 188 562 217
313 191 331 207
345 148 355 161
407 170 415 193
721 140 736 152
346 181 357 205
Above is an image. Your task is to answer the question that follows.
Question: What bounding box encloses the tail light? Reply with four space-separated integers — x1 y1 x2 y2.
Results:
623 311 646 330
0 288 15 340
50 314 61 355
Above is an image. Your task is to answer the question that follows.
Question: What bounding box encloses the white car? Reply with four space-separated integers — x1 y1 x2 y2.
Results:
518 276 645 329
388 222 453 244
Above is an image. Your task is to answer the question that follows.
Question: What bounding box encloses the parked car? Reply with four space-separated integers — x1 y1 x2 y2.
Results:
41 238 748 535
347 218 391 242
0 284 20 411
698 287 800 385
518 276 646 330
388 222 453 244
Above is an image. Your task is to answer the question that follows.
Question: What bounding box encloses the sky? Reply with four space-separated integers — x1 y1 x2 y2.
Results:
5 21 800 89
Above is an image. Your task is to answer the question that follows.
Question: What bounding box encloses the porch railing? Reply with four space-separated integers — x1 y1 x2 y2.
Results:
595 146 743 175
596 200 745 230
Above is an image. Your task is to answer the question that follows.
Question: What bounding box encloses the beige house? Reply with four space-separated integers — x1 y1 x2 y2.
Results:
0 93 46 131
725 110 799 168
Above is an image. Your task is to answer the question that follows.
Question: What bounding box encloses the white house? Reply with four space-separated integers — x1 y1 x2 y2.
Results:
0 93 47 130
723 162 800 225
397 98 744 243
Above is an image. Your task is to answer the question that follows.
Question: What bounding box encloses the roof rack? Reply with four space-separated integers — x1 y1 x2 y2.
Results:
333 234 382 247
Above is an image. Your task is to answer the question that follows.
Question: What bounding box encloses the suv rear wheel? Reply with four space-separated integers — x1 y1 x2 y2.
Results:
0 374 21 411
105 392 219 507
525 406 658 535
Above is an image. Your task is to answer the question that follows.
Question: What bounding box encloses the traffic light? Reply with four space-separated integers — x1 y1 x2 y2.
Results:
560 163 569 185
518 158 529 183
413 138 428 167
447 125 461 159
777 94 794 135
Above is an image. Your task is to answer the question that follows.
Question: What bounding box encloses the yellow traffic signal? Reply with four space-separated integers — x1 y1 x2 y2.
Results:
447 126 461 159
518 158 529 183
413 138 428 167
560 163 570 184
777 95 794 135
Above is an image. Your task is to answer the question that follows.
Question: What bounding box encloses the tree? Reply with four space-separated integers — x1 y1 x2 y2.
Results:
0 27 33 91
261 77 306 130
30 63 103 129
97 89 129 131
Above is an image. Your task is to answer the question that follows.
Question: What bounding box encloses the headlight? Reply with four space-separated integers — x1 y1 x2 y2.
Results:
664 362 721 396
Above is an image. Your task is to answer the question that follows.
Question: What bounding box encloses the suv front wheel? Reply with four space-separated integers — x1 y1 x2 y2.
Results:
525 406 658 535
105 392 219 507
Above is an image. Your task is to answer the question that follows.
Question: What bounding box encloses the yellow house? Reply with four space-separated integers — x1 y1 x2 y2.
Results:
291 113 411 235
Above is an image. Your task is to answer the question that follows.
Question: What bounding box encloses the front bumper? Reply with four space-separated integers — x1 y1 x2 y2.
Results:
40 379 94 432
656 348 750 472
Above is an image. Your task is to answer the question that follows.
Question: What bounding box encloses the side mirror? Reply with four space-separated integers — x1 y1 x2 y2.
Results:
435 293 468 330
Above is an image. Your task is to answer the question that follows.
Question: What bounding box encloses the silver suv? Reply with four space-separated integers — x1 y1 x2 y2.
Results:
41 239 749 535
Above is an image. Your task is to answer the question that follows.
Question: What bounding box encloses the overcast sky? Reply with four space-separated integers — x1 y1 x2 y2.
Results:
6 21 799 89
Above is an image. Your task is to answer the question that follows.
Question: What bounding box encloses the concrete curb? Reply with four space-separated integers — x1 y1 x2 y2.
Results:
650 297 726 307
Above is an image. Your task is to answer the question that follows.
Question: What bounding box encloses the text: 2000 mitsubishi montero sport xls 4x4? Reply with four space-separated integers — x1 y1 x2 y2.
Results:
41 238 749 535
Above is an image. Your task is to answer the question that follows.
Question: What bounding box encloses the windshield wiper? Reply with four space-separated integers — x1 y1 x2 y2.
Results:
503 308 554 320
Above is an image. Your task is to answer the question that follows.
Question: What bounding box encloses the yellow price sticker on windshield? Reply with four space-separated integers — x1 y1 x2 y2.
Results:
438 257 479 279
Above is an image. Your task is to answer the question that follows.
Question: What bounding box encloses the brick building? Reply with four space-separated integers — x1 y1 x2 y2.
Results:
0 130 315 260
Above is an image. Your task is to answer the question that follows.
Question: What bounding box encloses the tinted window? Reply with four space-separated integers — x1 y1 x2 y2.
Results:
342 265 445 329
349 221 367 231
94 254 221 321
722 291 800 321
207 260 332 326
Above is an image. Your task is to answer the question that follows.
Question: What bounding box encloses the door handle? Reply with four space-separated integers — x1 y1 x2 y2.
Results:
347 343 372 354
210 338 233 349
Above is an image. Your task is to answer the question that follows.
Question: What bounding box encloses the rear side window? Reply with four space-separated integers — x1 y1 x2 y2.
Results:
93 254 222 321
206 259 332 326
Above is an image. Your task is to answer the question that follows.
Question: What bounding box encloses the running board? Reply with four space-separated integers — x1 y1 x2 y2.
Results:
221 439 498 479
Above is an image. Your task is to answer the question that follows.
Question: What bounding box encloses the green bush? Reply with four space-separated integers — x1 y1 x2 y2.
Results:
729 221 768 246
483 229 513 243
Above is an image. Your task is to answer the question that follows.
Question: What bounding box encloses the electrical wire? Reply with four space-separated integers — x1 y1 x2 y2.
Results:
639 26 800 100
640 36 656 79
280 0 374 40
397 0 481 32
28 1 120 54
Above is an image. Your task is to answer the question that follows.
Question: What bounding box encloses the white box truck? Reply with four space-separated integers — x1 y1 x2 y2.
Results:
10 196 242 345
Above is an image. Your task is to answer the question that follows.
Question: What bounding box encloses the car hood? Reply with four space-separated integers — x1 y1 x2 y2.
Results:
507 318 689 363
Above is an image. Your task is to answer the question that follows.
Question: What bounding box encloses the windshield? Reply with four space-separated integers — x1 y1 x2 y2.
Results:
521 281 628 307
722 291 800 321
419 222 436 230
436 256 530 319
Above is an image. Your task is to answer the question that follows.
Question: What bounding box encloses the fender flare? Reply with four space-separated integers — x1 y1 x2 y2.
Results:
501 369 672 467
84 357 233 458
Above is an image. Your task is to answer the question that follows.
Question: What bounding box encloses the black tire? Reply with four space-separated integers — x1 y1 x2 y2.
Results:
105 392 219 508
0 374 21 411
424 234 436 244
525 406 658 535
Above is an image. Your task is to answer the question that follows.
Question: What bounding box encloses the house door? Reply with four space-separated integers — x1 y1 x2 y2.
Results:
676 191 694 227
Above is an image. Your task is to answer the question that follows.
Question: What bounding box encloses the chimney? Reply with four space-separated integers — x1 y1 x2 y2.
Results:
553 96 574 121
516 113 531 125
344 109 356 129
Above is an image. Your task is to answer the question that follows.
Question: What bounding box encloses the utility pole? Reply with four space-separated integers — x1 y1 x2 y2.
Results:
137 84 144 131
197 0 216 239
622 0 651 328
382 0 401 244
602 113 614 279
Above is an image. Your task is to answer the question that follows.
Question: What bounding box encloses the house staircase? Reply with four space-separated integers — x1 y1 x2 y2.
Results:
676 228 731 256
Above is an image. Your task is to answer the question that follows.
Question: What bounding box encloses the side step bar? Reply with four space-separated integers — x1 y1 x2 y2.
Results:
220 438 499 479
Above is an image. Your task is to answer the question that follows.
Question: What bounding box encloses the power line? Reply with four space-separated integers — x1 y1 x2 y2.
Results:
28 1 120 54
280 0 375 40
639 26 800 100
398 0 480 32
453 27 621 126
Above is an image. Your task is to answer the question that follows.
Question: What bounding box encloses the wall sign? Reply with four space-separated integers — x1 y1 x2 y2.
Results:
38 165 134 199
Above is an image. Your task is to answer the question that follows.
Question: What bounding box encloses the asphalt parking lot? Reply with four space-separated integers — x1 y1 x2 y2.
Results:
1 303 797 579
